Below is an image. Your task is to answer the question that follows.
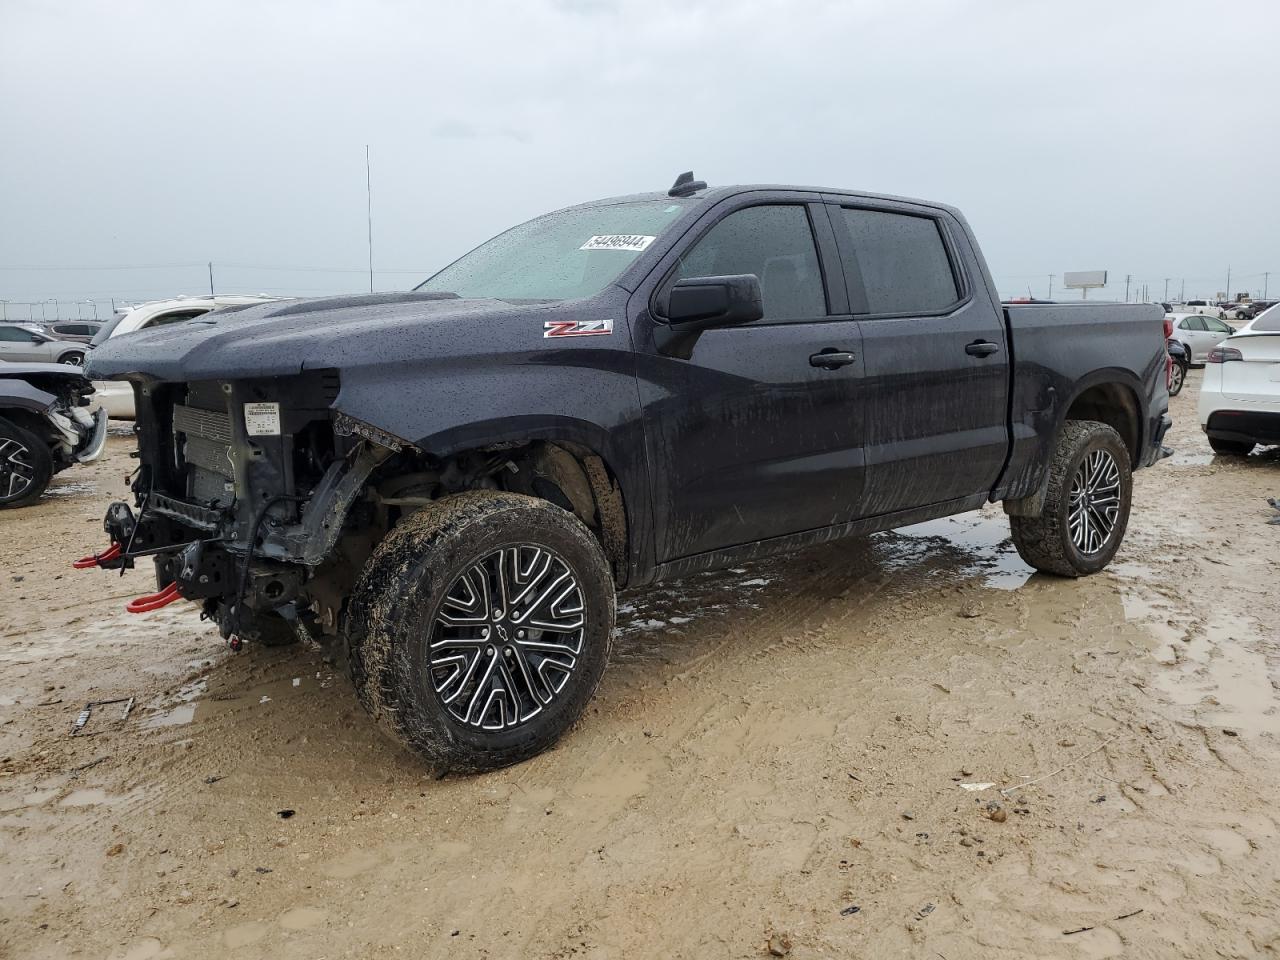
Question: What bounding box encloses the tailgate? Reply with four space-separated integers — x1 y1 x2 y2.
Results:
1222 333 1280 403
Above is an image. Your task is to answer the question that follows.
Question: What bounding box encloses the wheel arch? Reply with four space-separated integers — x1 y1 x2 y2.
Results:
1060 375 1145 467
376 417 641 587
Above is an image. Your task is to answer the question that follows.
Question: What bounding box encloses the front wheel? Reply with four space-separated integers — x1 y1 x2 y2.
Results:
0 418 54 509
1168 360 1186 396
58 351 85 367
346 490 615 772
1009 420 1132 577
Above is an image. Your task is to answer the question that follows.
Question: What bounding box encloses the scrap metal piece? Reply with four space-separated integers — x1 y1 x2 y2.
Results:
70 697 135 736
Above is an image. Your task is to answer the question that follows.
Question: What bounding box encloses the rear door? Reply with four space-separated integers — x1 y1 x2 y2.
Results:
826 199 1009 516
633 194 867 562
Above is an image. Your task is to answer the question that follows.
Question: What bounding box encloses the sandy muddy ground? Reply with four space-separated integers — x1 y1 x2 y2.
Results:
2 373 1278 960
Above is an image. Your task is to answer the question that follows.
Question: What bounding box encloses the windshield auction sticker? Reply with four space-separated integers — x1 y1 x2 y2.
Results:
580 235 656 252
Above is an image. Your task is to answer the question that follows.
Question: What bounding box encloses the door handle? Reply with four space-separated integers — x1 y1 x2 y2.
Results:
965 340 1000 358
809 350 856 370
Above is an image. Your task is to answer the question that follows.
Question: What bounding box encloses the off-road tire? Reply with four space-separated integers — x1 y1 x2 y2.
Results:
1009 420 1132 577
346 490 615 772
0 417 53 509
1208 436 1254 456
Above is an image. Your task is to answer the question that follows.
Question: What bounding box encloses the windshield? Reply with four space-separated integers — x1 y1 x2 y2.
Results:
90 313 126 347
416 199 689 301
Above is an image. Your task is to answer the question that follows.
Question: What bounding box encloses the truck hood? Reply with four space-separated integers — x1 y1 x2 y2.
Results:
84 292 572 382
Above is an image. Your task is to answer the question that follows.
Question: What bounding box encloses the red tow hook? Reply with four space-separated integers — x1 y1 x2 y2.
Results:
73 543 122 569
126 581 181 614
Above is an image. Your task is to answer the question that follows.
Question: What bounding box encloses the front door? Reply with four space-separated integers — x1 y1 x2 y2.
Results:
827 200 1010 515
632 197 867 563
0 325 44 362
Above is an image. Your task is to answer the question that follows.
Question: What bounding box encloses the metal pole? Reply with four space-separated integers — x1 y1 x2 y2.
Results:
0 300 6 321
1048 275 1054 298
1163 278 1170 301
1124 275 1131 302
91 301 99 319
366 145 374 294
1225 266 1231 301
208 262 215 297
1265 272 1270 299
1180 279 1185 301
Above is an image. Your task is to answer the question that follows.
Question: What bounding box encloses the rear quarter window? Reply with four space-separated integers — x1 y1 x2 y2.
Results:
1253 307 1280 332
839 208 959 315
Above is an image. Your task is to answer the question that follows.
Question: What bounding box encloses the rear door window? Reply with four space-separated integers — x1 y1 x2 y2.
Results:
670 204 827 321
837 208 959 315
1183 316 1207 331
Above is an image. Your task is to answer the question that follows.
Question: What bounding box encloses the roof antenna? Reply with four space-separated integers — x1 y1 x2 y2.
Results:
668 170 707 198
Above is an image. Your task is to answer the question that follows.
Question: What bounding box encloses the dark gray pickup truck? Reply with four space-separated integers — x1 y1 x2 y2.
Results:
83 173 1170 770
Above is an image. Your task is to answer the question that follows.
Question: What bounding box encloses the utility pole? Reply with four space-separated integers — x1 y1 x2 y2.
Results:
0 300 6 321
1180 279 1185 301
1124 274 1132 302
1163 278 1170 302
366 145 375 295
1048 274 1055 299
208 262 215 297
1265 272 1270 299
1225 266 1231 301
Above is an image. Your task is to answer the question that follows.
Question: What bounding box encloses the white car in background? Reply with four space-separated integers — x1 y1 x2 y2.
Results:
1198 304 1280 456
90 296 278 418
1166 311 1236 363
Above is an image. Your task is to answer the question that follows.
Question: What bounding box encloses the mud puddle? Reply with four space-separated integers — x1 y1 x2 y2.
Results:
893 508 1034 589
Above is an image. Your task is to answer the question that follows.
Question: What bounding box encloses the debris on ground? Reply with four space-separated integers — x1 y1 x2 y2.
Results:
70 697 135 736
984 802 1007 823
767 931 793 956
840 905 861 916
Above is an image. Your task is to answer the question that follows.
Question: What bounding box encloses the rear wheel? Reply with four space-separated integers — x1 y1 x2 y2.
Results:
1168 360 1186 396
346 490 615 772
0 418 53 509
1009 420 1132 577
1208 436 1254 456
58 350 85 366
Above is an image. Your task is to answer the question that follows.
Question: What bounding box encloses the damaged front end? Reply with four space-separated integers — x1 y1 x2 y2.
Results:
0 364 108 505
78 369 401 640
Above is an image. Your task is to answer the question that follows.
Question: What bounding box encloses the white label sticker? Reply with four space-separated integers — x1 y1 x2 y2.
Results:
580 234 656 252
244 402 281 436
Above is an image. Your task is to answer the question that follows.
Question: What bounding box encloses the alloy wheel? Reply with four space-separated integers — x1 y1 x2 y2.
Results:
428 545 585 731
1170 362 1185 393
1067 449 1121 555
0 437 36 500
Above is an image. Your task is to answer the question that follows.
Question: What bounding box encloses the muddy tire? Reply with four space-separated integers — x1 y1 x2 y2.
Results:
346 490 615 772
0 417 53 509
1208 436 1254 456
1009 420 1132 578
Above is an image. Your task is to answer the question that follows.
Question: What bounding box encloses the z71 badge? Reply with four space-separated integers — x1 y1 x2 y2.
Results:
543 319 614 338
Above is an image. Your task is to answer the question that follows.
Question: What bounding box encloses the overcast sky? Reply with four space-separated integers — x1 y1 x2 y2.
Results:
2 0 1277 318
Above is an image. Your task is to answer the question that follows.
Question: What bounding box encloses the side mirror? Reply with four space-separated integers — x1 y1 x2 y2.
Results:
30 334 44 343
656 274 763 359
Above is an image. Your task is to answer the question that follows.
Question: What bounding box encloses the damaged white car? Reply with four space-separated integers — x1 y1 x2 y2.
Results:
0 362 108 507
